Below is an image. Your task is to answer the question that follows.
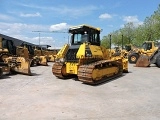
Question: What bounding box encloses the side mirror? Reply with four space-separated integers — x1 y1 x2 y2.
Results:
70 34 73 44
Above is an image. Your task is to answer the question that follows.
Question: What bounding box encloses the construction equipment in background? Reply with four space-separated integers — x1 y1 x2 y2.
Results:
108 35 128 73
52 24 128 85
128 41 158 64
47 49 58 62
39 45 58 62
33 46 48 66
20 43 48 66
110 47 128 73
40 45 51 62
136 45 160 67
124 44 138 52
0 37 31 75
0 62 10 77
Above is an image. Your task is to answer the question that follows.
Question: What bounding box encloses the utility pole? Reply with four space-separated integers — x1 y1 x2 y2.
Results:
39 32 40 45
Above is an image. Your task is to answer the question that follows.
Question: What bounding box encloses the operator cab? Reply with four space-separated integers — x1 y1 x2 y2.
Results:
21 43 34 55
125 45 132 52
142 42 152 51
69 25 101 46
2 38 16 55
39 45 51 50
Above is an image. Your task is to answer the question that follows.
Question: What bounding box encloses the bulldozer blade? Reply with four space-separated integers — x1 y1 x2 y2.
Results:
48 55 55 62
135 55 150 67
39 56 48 66
11 57 32 75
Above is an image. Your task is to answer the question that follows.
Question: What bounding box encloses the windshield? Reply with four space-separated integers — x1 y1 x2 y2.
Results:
73 33 88 44
71 32 100 45
125 45 131 51
142 42 152 51
2 39 7 48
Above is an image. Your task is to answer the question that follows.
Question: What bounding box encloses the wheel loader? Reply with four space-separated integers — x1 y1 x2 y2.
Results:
0 37 31 75
135 45 160 67
52 24 128 85
128 41 158 64
20 43 48 66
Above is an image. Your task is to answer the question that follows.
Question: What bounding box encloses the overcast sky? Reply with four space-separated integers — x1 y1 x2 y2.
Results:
0 0 159 48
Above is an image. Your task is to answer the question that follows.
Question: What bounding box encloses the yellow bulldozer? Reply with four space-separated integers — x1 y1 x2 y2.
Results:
52 24 128 85
20 43 48 66
32 46 48 66
39 45 58 62
0 37 31 75
47 49 58 62
0 62 10 77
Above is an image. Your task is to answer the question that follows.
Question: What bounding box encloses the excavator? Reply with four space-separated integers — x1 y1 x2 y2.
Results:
52 24 128 85
0 37 31 75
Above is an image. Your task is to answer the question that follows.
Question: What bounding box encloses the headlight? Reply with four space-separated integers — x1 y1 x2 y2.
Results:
59 58 65 62
85 51 92 57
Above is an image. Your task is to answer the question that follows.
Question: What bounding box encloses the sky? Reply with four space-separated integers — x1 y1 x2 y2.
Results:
0 0 160 49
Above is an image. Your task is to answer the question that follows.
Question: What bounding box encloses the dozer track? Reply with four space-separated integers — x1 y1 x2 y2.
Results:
52 60 123 85
78 60 123 85
52 62 65 78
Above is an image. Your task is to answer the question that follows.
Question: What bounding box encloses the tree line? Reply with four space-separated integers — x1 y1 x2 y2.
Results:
101 4 160 48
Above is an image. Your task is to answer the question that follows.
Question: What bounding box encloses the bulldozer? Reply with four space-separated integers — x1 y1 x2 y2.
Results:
0 37 31 75
20 43 48 66
52 24 128 85
39 45 58 62
128 41 158 64
47 49 58 62
0 62 10 77
32 45 48 66
108 36 128 73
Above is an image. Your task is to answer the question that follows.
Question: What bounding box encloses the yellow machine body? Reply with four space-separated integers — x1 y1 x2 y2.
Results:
33 47 48 66
4 56 31 75
0 37 31 75
110 47 128 73
52 25 127 84
41 49 57 62
128 41 158 65
0 65 10 77
48 50 58 62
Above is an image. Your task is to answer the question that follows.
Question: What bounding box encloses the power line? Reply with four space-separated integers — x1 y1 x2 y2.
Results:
32 30 68 33
32 30 69 45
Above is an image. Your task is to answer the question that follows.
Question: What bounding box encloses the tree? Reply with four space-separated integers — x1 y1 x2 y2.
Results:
101 35 110 48
101 4 160 47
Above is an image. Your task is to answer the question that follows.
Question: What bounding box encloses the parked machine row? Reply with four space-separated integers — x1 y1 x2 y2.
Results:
1 24 159 85
0 37 58 77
